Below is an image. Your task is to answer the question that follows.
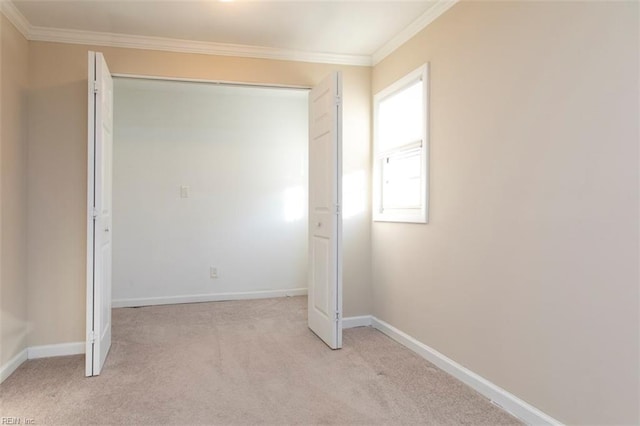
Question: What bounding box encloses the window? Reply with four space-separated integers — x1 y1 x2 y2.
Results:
373 64 429 223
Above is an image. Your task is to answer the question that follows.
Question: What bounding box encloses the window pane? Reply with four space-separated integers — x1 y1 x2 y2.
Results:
378 80 423 152
382 149 421 209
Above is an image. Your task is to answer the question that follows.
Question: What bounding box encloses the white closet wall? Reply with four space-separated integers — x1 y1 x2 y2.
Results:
112 78 308 306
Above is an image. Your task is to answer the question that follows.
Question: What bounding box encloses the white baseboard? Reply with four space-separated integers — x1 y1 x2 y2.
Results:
0 342 85 383
27 342 85 359
370 317 561 425
0 309 558 425
0 348 28 383
342 315 373 329
112 288 308 308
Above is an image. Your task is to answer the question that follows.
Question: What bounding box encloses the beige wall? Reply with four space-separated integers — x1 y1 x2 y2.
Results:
372 1 639 424
0 14 29 366
27 42 372 346
8 2 639 422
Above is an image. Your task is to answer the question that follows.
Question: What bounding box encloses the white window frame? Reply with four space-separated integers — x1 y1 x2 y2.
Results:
373 64 429 224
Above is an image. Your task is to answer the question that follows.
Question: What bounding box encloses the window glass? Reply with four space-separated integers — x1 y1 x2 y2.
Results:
373 64 428 224
382 149 422 209
377 80 423 152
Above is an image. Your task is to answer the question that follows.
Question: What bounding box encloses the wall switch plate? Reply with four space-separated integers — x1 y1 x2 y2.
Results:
180 185 190 198
210 267 218 279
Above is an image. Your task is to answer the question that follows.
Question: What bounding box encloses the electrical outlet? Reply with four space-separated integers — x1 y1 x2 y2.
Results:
210 267 218 279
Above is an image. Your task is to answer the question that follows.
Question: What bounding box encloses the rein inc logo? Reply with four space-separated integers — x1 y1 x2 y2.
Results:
1 418 35 425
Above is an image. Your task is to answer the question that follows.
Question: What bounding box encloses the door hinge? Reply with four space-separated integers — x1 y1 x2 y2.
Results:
92 80 99 94
90 207 98 220
88 330 96 344
335 311 341 322
334 204 341 215
334 95 341 106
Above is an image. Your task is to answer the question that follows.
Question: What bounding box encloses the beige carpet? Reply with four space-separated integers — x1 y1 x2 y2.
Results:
1 296 519 425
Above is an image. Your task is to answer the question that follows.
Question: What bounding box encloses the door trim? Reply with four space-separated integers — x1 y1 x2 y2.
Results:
111 73 312 91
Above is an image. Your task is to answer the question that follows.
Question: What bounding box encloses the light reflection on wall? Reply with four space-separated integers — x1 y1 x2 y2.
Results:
284 171 365 222
342 170 366 219
283 185 306 222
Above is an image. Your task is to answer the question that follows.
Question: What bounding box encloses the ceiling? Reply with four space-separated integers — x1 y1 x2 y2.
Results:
7 0 454 65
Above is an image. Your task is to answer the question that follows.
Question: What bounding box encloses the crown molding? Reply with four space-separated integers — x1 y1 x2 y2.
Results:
0 0 30 39
372 0 458 65
0 0 370 66
29 26 371 66
27 26 372 66
2 0 455 67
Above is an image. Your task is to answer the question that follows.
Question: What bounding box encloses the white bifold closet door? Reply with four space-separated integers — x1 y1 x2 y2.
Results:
86 51 114 376
307 72 343 349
